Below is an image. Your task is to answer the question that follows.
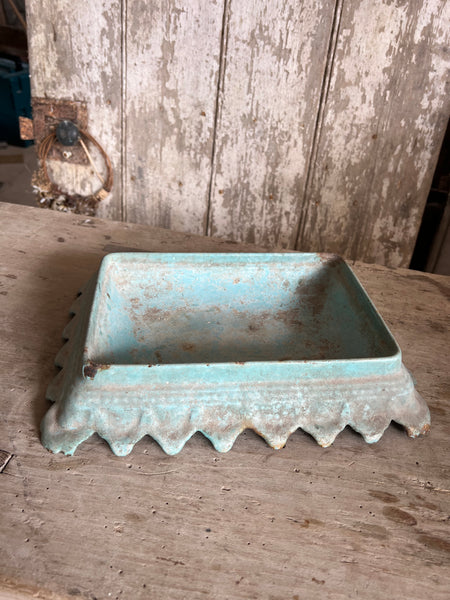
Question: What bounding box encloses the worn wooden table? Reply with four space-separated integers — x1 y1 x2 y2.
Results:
1 202 449 600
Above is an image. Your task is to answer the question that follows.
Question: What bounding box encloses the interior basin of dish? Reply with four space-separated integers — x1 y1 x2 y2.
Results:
85 253 398 365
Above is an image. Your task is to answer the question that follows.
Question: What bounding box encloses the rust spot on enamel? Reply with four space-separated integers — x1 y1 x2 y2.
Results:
83 362 111 379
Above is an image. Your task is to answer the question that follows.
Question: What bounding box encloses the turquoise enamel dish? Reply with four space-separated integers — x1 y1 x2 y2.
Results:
41 253 430 456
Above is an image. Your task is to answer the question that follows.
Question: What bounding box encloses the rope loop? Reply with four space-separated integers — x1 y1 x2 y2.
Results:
37 128 113 206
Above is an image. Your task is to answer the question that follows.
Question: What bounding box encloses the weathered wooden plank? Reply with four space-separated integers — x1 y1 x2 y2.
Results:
207 0 336 248
296 0 450 267
123 0 224 234
26 0 123 220
26 0 449 269
1 203 450 600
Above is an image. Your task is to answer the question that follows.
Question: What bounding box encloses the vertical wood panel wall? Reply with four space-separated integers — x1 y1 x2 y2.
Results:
27 0 124 221
26 0 450 267
124 0 224 234
296 0 450 266
207 0 335 248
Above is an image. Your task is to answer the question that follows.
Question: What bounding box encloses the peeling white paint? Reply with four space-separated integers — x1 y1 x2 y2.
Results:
124 0 223 233
299 0 450 267
27 0 123 220
26 0 450 266
208 0 334 248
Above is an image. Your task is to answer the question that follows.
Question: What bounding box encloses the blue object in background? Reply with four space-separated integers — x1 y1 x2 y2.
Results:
0 54 32 147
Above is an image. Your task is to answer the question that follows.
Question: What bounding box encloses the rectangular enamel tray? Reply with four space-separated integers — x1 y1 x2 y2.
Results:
41 253 430 456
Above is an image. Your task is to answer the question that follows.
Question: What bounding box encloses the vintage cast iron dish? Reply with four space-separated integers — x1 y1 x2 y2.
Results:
41 253 430 456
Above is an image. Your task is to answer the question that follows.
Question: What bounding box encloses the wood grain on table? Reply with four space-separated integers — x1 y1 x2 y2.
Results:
1 203 449 600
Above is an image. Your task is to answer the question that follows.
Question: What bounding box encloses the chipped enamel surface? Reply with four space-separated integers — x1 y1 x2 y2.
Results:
41 253 430 456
